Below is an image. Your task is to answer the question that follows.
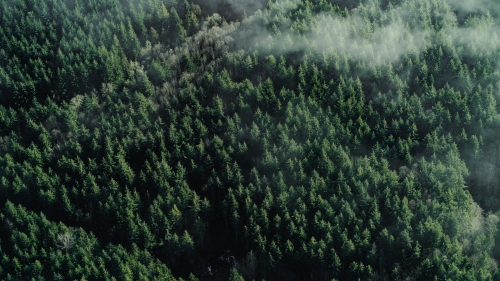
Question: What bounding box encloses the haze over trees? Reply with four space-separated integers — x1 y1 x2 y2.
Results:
1 0 500 280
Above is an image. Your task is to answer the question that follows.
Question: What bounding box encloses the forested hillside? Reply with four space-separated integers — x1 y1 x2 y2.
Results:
1 0 500 280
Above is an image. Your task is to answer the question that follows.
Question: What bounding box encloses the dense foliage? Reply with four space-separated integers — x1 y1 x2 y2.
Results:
1 0 500 280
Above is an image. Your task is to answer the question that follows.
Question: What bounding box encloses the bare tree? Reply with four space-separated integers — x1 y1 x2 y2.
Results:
57 228 77 254
4 219 14 232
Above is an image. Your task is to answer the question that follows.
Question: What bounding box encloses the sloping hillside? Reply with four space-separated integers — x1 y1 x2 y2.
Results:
1 0 500 280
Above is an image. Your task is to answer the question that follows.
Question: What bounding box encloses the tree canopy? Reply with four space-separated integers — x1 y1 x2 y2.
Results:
1 0 500 280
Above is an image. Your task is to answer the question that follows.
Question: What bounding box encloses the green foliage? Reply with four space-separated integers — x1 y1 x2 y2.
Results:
0 202 179 280
1 0 500 280
229 268 246 281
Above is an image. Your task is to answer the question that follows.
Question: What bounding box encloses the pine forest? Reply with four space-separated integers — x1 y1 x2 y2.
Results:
1 0 500 280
